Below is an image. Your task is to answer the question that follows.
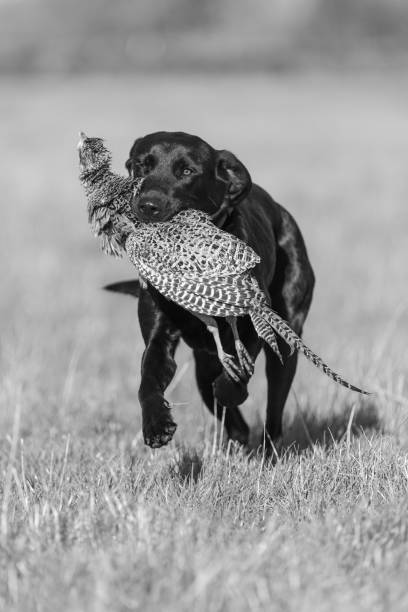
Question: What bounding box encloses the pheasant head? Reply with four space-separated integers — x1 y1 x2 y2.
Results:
78 132 112 179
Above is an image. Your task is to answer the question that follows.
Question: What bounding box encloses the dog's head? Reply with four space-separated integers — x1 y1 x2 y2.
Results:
126 131 252 223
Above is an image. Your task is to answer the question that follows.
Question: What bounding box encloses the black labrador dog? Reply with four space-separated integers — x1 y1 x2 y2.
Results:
108 131 315 449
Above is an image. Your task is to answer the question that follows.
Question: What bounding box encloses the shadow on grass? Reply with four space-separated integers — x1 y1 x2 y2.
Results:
283 399 383 453
170 449 203 484
165 401 383 482
247 399 383 457
285 400 382 450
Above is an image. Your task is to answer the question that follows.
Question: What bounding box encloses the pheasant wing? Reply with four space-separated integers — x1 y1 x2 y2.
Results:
130 209 260 279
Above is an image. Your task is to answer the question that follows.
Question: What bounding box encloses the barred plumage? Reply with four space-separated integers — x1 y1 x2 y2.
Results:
129 209 261 279
251 307 368 394
127 231 368 393
249 312 283 363
78 133 370 394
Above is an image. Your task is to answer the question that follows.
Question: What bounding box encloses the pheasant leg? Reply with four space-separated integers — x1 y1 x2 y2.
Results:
226 316 255 378
193 313 246 383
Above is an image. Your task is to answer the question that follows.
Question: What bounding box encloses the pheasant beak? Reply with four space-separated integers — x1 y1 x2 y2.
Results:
77 131 88 149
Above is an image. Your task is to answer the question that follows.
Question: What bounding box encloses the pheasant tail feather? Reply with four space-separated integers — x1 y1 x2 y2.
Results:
250 311 283 364
252 306 370 395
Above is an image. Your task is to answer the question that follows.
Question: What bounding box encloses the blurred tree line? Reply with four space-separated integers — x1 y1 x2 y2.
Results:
1 0 407 73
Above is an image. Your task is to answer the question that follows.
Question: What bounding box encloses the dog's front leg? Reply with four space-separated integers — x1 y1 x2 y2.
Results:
138 291 181 448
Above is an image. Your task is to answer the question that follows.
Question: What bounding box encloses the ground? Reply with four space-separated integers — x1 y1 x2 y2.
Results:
0 73 407 611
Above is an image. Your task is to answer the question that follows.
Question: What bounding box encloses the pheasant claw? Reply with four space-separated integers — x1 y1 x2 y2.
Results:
222 354 246 383
235 340 255 379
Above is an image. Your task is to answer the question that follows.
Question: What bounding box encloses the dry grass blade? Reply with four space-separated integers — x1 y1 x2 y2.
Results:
1 387 22 542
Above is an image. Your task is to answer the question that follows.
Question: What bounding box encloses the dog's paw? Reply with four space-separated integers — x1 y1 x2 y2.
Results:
260 436 283 465
142 399 177 448
213 373 249 406
144 422 177 448
227 423 250 447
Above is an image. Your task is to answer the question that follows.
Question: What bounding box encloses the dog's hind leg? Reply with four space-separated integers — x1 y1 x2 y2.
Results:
264 340 298 443
264 207 315 450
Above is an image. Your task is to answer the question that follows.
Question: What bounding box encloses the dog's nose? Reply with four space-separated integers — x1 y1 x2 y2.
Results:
138 200 160 218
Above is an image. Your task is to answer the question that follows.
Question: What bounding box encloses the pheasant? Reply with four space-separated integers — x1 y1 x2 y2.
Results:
78 132 370 394
78 131 142 256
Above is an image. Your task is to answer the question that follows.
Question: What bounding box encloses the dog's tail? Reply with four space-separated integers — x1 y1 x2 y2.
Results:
103 279 141 298
250 305 370 395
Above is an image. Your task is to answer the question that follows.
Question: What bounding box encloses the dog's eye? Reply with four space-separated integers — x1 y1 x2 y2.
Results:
183 168 194 176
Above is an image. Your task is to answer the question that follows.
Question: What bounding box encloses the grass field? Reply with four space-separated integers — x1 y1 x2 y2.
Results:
1 73 408 611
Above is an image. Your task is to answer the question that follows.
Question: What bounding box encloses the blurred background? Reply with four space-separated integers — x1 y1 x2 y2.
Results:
1 0 407 445
2 0 408 72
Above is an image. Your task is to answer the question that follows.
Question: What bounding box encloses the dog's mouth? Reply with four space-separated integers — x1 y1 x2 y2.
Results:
132 190 183 224
134 207 180 224
133 203 228 225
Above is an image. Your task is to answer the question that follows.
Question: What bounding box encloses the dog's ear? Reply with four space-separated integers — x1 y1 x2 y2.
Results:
125 138 143 177
215 150 252 205
125 157 132 176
